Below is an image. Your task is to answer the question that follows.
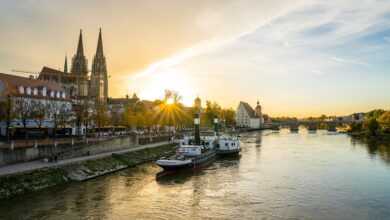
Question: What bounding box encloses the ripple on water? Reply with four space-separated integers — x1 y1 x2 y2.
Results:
1 131 390 219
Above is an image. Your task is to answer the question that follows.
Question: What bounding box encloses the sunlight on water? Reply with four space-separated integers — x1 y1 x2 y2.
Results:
1 131 390 219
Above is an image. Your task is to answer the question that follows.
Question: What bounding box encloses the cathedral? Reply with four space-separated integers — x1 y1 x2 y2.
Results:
38 29 109 101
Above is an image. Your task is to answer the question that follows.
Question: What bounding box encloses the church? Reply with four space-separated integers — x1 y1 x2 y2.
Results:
38 29 109 101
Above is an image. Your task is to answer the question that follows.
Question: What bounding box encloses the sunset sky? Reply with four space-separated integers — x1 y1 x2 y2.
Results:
0 0 389 117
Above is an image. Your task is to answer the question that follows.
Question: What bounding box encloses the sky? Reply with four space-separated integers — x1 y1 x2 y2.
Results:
0 0 389 117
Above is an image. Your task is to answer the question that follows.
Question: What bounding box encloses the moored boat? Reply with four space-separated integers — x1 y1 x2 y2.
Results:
156 113 218 178
217 135 241 156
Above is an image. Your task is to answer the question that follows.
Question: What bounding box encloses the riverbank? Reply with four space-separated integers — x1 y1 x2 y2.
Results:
348 132 390 141
0 142 177 200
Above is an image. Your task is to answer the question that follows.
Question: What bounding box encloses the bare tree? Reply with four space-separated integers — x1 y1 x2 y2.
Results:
94 100 109 136
48 100 68 138
31 99 48 129
14 97 32 140
0 95 15 141
73 98 87 137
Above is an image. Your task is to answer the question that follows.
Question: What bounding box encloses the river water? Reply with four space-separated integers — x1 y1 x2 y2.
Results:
1 130 390 220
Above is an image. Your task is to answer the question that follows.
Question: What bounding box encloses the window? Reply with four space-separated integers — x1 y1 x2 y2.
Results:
19 86 24 94
50 91 55 97
26 87 31 95
61 91 65 99
42 87 47 96
33 88 38 95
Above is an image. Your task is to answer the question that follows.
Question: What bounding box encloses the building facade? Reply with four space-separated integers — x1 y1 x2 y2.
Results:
235 101 263 129
38 29 108 101
0 72 72 136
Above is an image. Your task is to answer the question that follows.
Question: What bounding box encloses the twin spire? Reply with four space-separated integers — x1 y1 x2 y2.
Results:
76 29 84 57
67 28 105 75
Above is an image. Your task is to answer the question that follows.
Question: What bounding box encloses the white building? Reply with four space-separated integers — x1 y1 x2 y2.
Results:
0 72 72 137
235 101 263 129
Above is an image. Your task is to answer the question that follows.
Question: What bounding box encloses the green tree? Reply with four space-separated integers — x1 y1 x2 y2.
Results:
365 118 379 137
221 108 236 126
377 111 390 133
366 109 385 120
204 101 222 126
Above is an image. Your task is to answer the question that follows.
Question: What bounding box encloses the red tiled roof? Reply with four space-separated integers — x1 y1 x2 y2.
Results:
0 72 64 91
0 72 69 100
239 101 259 118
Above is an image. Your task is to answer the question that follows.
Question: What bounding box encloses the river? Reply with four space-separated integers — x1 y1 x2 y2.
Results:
1 130 390 220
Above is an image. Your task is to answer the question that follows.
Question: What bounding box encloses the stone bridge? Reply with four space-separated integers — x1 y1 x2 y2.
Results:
263 121 350 132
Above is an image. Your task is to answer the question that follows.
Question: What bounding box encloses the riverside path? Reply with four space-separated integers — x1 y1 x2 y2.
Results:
0 141 170 177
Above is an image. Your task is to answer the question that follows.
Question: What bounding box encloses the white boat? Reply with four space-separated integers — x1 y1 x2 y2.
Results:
217 135 241 156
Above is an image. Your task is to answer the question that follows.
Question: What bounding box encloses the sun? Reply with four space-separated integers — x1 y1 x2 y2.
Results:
166 98 174 105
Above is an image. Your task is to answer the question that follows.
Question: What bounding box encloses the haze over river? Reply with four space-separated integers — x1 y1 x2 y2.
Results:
1 130 390 219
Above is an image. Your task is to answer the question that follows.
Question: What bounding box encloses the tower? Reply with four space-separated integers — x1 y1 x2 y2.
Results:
194 96 201 109
255 100 263 125
71 30 89 96
90 28 108 100
64 55 68 74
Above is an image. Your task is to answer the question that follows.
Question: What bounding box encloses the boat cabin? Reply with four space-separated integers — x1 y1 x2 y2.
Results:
178 146 202 156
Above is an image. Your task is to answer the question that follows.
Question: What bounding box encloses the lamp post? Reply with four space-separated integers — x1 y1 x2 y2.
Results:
194 112 200 145
214 115 219 136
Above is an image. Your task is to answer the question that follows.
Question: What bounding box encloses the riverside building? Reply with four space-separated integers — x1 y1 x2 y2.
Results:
235 101 263 129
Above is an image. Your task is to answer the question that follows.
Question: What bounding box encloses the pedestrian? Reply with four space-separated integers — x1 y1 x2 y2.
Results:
54 155 58 163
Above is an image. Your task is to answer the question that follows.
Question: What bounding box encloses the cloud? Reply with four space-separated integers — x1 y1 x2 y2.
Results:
384 37 390 42
330 56 370 67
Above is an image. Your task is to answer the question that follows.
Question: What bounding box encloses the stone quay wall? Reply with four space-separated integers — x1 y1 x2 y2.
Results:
0 134 176 166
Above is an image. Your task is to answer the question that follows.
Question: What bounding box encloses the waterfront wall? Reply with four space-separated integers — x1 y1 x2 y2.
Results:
0 134 176 166
0 136 135 166
0 143 177 199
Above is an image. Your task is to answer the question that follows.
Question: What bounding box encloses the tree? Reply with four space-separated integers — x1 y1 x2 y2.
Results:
0 95 14 140
154 89 186 130
14 97 32 140
30 100 48 129
222 108 236 126
204 101 222 126
366 109 385 120
110 103 122 134
365 118 379 137
349 121 363 132
48 100 68 138
377 111 390 133
73 98 87 137
94 100 110 134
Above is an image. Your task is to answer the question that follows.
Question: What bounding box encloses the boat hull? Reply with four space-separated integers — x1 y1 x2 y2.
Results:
218 149 241 157
156 151 218 178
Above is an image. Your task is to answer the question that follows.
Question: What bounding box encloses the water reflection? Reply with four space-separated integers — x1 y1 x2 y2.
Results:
1 131 390 219
351 137 390 164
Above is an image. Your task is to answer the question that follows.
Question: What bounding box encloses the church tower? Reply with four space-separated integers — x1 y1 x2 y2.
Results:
71 30 89 96
64 55 68 74
90 28 108 100
255 100 263 125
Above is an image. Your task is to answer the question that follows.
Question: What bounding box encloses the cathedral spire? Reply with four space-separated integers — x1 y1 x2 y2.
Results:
95 28 104 57
76 29 84 57
90 28 108 100
64 54 68 74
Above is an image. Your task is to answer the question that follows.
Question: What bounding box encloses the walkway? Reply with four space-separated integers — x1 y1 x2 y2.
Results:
0 141 170 177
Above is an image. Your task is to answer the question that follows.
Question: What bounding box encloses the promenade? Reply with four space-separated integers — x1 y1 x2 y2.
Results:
0 141 170 177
